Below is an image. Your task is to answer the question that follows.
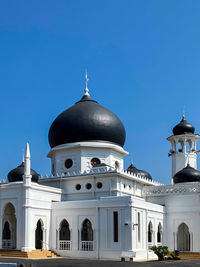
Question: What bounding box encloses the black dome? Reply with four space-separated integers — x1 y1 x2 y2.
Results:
173 115 195 135
8 162 39 183
48 94 126 148
173 164 200 184
126 163 152 180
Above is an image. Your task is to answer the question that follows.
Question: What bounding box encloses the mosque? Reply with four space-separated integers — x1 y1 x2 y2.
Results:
1 74 200 261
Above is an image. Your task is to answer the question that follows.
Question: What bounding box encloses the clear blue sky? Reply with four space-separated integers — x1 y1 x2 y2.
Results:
1 0 200 184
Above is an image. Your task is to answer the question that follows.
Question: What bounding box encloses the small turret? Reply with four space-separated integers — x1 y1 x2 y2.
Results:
167 115 200 183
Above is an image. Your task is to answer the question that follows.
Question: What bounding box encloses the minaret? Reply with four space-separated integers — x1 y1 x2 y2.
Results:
167 115 200 182
21 143 32 252
23 143 32 186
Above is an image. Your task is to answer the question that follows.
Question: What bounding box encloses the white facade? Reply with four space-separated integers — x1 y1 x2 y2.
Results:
1 92 200 261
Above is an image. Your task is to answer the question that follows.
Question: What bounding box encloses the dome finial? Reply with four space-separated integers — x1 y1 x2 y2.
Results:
182 109 185 120
131 156 133 165
84 69 90 96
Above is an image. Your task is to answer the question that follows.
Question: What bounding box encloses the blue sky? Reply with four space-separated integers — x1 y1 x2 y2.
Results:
0 0 200 184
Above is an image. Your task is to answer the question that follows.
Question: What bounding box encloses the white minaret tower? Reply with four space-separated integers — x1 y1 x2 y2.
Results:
23 143 32 186
167 114 200 182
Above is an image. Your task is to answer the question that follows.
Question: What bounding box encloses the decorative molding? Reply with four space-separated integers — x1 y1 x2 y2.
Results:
143 182 200 196
39 167 162 186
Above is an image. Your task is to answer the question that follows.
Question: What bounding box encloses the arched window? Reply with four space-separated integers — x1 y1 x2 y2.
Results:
81 219 93 241
81 219 94 251
59 220 70 241
58 219 71 250
148 221 153 243
2 203 16 249
3 221 11 240
157 223 162 243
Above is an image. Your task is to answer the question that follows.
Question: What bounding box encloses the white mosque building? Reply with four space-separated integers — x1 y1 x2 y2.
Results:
1 76 200 261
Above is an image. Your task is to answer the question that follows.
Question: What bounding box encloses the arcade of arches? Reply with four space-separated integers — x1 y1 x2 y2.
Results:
0 204 192 253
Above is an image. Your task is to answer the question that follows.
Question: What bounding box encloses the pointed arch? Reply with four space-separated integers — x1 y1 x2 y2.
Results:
81 219 93 241
59 219 70 241
157 222 162 243
3 202 15 216
177 223 190 251
2 202 16 249
148 221 153 243
35 219 44 249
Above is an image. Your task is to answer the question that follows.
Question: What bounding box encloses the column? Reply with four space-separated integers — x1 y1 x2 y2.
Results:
21 188 33 252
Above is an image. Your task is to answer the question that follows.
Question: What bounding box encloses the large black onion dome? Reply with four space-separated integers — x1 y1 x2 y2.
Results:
48 93 126 148
126 163 152 180
173 115 195 135
8 162 39 183
173 164 200 184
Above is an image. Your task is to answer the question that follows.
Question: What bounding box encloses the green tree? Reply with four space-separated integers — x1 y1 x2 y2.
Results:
151 246 169 261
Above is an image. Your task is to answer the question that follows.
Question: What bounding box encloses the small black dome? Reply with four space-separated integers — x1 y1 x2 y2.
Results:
126 163 152 180
48 94 126 148
8 162 39 183
173 115 195 135
173 164 200 184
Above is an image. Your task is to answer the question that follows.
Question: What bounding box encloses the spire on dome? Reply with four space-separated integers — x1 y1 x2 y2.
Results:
84 69 90 96
130 156 133 165
182 110 185 120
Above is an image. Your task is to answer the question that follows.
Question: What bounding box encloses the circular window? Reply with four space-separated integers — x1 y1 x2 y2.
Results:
115 161 119 169
65 159 73 169
91 157 101 167
86 183 92 190
97 182 103 189
76 184 81 190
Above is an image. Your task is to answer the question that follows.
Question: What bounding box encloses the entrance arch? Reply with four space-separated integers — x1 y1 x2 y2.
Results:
2 203 16 249
177 223 190 251
35 220 43 249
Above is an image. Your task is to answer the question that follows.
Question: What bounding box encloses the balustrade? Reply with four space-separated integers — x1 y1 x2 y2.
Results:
81 241 94 251
59 240 71 250
2 239 12 249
